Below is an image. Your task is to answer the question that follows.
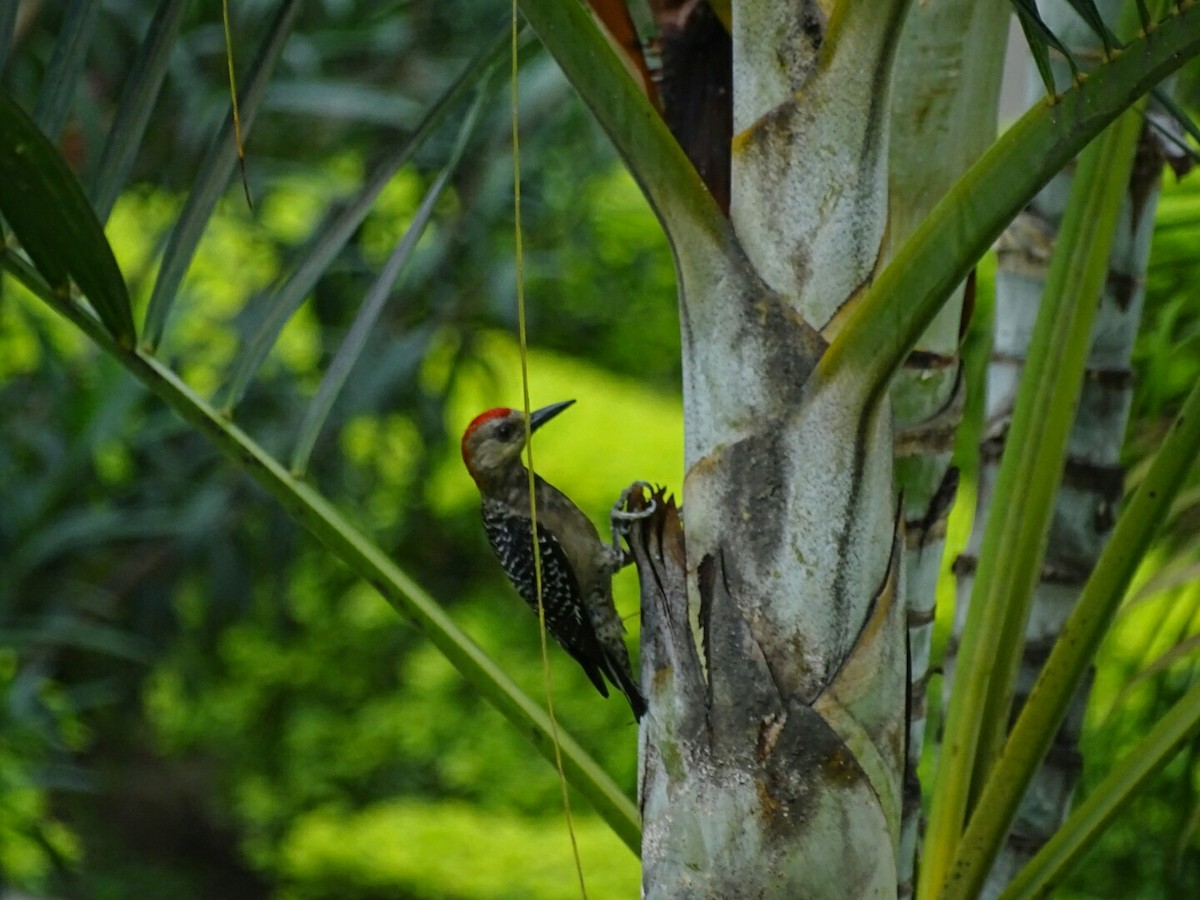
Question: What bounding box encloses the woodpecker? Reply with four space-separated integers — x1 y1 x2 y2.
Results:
461 400 646 720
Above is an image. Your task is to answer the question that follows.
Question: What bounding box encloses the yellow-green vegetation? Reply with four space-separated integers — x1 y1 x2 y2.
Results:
277 801 639 899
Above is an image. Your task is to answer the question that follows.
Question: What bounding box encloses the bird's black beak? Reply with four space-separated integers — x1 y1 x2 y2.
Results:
529 400 575 433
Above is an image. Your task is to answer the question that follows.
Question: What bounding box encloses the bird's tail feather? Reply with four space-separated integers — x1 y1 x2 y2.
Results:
605 656 646 721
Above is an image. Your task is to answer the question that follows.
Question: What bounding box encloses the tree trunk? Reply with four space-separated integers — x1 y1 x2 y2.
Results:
633 3 912 895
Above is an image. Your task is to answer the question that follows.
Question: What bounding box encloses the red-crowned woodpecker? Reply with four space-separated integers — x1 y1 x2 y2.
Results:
461 401 645 720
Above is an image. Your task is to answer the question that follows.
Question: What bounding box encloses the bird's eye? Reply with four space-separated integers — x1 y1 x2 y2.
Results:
496 422 516 441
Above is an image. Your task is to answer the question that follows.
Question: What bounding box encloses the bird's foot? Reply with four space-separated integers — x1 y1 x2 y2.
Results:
609 481 656 568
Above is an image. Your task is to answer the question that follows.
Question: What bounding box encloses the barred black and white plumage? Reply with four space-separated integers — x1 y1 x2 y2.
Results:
483 499 613 698
462 402 646 721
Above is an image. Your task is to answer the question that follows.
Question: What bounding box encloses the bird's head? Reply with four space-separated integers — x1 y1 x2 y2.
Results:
460 400 575 487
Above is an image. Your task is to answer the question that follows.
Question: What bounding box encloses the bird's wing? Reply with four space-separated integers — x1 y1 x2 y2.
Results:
482 506 610 697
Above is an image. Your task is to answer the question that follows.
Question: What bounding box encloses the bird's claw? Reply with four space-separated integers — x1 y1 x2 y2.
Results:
612 481 656 525
610 482 656 565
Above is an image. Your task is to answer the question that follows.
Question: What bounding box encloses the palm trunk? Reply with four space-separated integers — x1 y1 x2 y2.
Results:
633 2 912 895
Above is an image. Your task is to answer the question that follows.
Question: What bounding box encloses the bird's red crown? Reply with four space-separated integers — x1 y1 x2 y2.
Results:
463 407 514 437
461 407 514 472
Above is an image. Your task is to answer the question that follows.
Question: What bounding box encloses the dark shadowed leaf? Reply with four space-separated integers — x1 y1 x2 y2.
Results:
141 0 303 351
30 0 101 139
289 84 493 476
0 89 135 346
1065 0 1117 53
90 0 192 224
217 25 510 412
1009 0 1080 93
0 4 15 74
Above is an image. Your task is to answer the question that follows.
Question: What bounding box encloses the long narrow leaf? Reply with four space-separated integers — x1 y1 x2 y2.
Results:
0 90 135 346
0 623 153 664
920 108 1143 900
519 0 725 248
1171 745 1200 873
1134 0 1153 30
1009 0 1081 91
263 80 424 125
1064 0 1119 53
974 108 1146 782
819 1 1200 403
940 372 1200 899
31 0 101 139
90 0 191 224
217 26 509 412
0 246 642 856
1067 0 1200 171
142 0 302 351
290 87 490 476
1015 9 1064 96
997 679 1200 899
1131 559 1200 606
8 505 185 575
1150 87 1200 164
1120 633 1200 698
1007 0 1080 60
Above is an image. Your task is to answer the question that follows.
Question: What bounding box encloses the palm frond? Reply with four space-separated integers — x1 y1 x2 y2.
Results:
90 0 191 224
0 91 134 344
142 0 302 350
217 25 509 411
290 84 493 475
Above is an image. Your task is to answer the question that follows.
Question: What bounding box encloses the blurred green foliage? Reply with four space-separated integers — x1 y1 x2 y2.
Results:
276 800 637 899
1 1 1199 898
2 2 675 896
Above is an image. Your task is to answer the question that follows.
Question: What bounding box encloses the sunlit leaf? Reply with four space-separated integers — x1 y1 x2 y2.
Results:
998 680 1200 899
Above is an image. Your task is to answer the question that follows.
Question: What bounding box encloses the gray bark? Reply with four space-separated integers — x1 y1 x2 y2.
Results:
634 2 913 895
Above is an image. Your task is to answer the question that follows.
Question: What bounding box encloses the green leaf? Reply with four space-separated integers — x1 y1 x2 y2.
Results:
0 4 16 75
920 106 1145 900
1010 0 1080 92
941 363 1200 899
820 0 1200 402
1135 0 1154 30
1064 0 1119 53
142 0 302 352
0 89 135 347
519 0 725 247
30 0 101 139
90 0 192 225
1016 9 1064 96
289 85 493 476
217 25 509 411
998 678 1200 899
